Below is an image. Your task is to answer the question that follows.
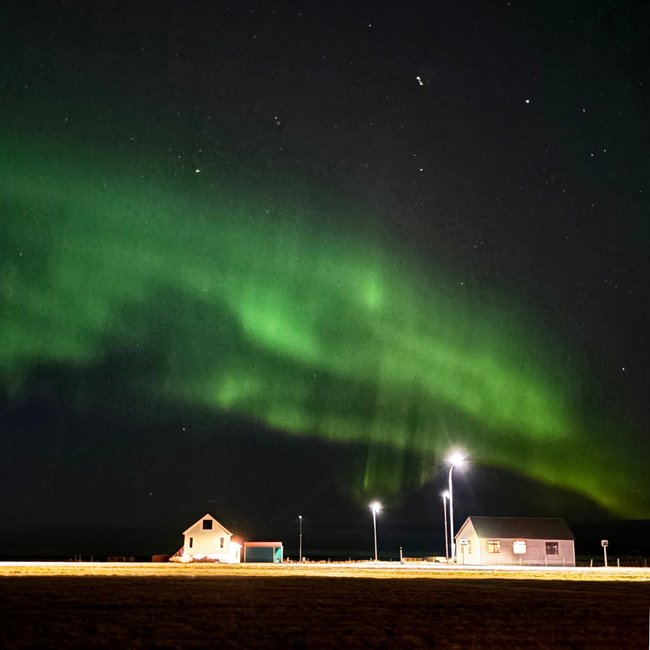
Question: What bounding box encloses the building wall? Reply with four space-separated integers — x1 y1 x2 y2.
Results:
456 521 482 565
458 536 575 566
182 517 241 563
244 545 283 563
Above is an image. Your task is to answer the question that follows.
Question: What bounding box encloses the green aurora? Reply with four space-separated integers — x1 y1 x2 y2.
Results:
1 132 646 516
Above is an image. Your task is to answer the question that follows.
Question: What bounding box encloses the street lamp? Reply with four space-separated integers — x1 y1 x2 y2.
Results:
441 490 450 561
298 515 303 562
447 450 467 563
369 501 382 561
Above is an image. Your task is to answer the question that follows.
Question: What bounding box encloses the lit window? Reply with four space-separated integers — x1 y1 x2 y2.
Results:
220 537 225 548
546 541 559 555
513 540 527 554
202 519 213 530
487 540 501 553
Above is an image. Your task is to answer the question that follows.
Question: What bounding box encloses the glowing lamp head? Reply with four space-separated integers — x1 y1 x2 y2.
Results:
447 450 467 467
441 490 450 500
369 501 382 514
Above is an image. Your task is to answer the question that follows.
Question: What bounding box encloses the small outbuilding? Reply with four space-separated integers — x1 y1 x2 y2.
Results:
455 516 575 566
243 541 283 563
173 513 242 563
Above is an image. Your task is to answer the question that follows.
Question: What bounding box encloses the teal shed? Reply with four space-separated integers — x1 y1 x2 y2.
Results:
244 541 284 563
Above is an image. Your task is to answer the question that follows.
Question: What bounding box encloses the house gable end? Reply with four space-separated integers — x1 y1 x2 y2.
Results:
183 513 233 537
455 517 476 539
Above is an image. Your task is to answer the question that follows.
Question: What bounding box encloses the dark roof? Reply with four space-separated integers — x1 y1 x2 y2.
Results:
459 516 574 540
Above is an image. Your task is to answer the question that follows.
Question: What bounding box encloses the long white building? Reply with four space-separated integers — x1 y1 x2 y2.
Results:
455 516 576 566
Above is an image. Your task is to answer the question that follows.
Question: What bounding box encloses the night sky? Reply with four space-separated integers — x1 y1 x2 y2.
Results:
1 1 648 559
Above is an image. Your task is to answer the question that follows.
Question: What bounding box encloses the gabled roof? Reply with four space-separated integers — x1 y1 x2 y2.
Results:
458 516 574 540
183 513 233 536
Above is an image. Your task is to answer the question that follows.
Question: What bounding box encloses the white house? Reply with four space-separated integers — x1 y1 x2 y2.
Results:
455 516 575 566
175 514 242 563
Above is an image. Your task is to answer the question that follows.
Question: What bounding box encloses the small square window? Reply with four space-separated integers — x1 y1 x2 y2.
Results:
202 519 213 530
487 540 501 553
513 540 527 554
546 541 559 555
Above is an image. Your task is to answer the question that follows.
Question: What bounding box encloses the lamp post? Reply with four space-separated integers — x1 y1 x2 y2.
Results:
298 515 303 562
441 490 450 561
447 451 467 563
369 501 382 562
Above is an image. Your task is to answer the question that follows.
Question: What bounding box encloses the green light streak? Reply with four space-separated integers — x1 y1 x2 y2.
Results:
1 132 646 516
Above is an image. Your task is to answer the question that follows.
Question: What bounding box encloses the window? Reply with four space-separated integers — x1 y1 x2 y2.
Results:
513 540 527 554
220 537 225 548
487 540 501 553
466 539 472 554
189 537 193 548
546 541 559 555
202 519 213 530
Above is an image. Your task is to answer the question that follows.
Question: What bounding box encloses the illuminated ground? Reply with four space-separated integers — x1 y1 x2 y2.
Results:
2 560 650 581
1 562 648 648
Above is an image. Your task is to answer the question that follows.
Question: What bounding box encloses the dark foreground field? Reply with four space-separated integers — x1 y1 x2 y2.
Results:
1 564 649 648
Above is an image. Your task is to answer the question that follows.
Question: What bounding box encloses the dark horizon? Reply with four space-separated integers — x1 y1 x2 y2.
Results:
3 520 649 562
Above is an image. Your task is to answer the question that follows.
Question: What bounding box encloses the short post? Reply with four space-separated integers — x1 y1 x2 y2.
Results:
399 546 404 564
601 539 609 567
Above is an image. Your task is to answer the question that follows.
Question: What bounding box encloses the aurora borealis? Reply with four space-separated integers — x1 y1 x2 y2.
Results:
1 1 648 555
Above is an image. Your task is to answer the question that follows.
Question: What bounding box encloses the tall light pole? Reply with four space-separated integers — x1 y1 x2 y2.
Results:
447 451 467 563
298 515 303 562
441 490 450 561
369 501 382 562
